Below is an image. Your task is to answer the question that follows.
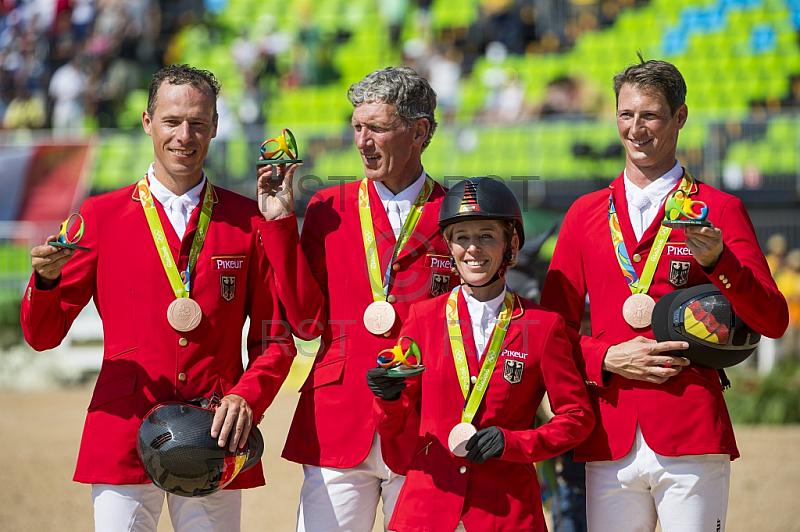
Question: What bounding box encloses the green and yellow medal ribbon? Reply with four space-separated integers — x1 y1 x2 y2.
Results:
358 176 434 301
446 287 515 424
136 176 214 298
608 171 697 295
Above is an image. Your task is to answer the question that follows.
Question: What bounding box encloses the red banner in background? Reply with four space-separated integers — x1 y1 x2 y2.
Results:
14 143 92 225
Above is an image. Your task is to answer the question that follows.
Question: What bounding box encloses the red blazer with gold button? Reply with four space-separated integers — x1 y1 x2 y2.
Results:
374 291 594 532
21 181 296 487
260 177 458 474
540 171 788 463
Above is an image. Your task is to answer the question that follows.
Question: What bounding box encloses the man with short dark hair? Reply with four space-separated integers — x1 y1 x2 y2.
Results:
22 64 295 531
540 56 788 531
258 66 457 531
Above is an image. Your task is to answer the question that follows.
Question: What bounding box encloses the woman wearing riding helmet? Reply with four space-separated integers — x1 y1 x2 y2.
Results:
366 177 595 531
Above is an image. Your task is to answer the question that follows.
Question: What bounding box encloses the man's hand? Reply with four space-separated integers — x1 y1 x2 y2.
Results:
366 367 406 401
603 336 690 383
30 235 74 289
210 394 253 451
465 426 505 464
684 225 723 269
257 162 300 220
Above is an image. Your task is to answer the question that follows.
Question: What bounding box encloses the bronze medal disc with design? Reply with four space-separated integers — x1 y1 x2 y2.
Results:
448 422 477 458
363 300 396 335
167 298 202 332
622 293 656 329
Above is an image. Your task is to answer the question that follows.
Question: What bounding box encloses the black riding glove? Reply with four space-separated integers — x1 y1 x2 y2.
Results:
465 426 505 464
366 367 406 401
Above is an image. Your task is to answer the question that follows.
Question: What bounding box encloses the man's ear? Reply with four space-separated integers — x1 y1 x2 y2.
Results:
142 111 152 136
675 104 688 130
412 118 430 147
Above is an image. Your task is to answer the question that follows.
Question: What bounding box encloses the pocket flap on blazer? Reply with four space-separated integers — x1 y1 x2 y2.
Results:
299 357 345 392
88 371 137 411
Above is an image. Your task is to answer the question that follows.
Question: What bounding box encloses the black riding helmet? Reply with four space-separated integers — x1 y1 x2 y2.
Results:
439 177 525 245
439 178 525 287
137 396 264 498
651 284 760 369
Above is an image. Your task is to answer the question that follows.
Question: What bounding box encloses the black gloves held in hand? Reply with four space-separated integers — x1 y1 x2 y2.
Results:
366 367 406 401
465 426 505 464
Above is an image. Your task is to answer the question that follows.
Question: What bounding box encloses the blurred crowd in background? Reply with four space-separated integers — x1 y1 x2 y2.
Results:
0 0 202 131
0 0 646 132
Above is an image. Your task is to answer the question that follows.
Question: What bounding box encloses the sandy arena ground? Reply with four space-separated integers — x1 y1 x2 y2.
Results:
3 359 800 532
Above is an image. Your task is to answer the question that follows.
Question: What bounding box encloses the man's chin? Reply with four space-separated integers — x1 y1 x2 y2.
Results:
363 172 387 182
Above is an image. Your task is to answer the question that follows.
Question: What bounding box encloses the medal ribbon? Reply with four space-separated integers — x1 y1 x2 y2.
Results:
446 287 515 424
136 176 214 298
608 172 696 295
358 176 434 300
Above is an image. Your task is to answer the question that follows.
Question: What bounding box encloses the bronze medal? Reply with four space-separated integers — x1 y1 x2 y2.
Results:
167 298 202 332
622 293 656 329
448 422 477 458
363 300 396 335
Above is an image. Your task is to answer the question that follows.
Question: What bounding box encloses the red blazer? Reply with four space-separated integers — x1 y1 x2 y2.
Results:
374 292 594 532
21 181 296 487
260 177 458 473
540 171 789 463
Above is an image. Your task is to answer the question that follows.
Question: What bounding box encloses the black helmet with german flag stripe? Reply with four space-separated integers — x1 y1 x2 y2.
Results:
438 177 525 247
136 395 263 497
651 284 760 369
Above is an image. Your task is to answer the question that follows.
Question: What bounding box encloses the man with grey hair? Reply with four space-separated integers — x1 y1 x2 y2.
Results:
257 66 457 531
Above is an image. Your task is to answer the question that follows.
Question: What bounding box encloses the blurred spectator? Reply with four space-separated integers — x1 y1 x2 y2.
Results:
424 44 462 124
475 41 533 123
3 80 46 129
70 0 95 41
376 0 409 51
48 7 79 74
462 0 534 71
775 249 800 359
766 233 788 275
479 69 531 124
48 52 87 132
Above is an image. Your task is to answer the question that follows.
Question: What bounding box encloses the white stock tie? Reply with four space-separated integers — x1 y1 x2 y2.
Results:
166 196 192 240
628 189 651 241
388 201 403 239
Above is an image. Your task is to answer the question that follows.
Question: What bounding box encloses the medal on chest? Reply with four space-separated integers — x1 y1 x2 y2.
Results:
363 300 396 335
446 287 514 457
136 176 214 332
608 174 698 329
358 177 434 336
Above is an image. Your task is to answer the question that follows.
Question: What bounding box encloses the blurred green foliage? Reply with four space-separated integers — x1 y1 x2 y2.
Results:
726 360 800 424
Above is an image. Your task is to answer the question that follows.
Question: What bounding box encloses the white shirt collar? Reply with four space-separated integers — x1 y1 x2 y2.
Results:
623 160 683 208
463 287 506 321
147 163 206 211
373 168 427 208
463 286 506 360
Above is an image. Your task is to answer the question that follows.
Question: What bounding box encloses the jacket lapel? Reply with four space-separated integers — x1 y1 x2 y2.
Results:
502 293 525 347
393 179 446 264
181 182 218 261
366 179 396 274
131 179 181 254
456 288 482 376
610 174 639 250
633 169 685 253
